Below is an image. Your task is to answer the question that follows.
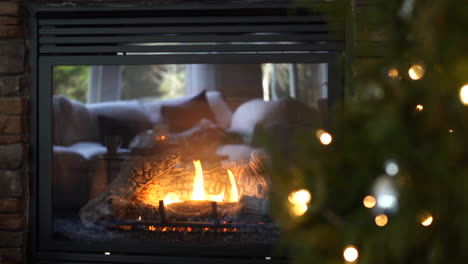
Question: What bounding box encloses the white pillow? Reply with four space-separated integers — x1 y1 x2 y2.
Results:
206 91 233 129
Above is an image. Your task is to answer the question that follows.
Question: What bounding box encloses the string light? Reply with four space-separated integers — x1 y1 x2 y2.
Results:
459 84 468 105
408 64 425 80
316 130 332 145
375 214 388 227
288 189 312 204
449 129 454 133
290 203 308 216
363 195 376 208
419 211 434 226
416 104 424 111
343 246 359 262
288 189 311 217
388 67 399 79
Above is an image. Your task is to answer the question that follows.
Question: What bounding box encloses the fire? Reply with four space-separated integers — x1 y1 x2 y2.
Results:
163 192 181 205
161 160 239 205
192 160 207 200
227 169 239 202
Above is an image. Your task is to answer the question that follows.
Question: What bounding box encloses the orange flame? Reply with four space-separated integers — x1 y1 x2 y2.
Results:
160 160 239 205
163 192 181 205
192 160 207 200
227 169 239 202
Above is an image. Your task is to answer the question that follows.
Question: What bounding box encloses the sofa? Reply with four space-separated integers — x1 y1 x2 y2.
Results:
52 90 320 209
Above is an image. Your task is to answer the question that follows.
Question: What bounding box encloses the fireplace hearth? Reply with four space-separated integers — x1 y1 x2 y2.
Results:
28 2 344 263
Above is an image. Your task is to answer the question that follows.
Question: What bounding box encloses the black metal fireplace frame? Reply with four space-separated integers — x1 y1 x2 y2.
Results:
28 2 345 263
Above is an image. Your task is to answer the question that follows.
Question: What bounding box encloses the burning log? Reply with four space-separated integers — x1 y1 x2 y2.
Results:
80 148 270 226
80 150 181 226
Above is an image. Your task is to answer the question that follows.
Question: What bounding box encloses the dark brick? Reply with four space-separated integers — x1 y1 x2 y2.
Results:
0 135 23 144
0 3 20 16
0 231 23 246
0 170 22 197
0 40 25 74
0 247 23 263
0 214 23 230
0 98 25 115
0 144 24 170
0 116 24 134
0 26 24 39
0 198 23 213
0 17 22 26
0 76 23 97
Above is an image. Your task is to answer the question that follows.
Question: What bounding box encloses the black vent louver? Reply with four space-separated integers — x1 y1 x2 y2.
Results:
37 6 344 56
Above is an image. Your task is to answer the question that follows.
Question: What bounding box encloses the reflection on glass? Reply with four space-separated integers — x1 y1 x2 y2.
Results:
51 63 328 245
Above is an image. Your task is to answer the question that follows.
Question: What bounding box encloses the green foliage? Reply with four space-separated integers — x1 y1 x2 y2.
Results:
53 66 90 102
264 0 468 263
121 65 186 100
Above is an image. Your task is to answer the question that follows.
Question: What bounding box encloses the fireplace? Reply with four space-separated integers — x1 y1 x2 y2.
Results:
29 2 343 263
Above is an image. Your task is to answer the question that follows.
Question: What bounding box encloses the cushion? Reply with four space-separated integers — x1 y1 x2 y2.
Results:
52 95 99 146
88 100 153 148
229 98 320 143
206 91 233 129
141 100 165 124
228 99 272 142
161 90 216 133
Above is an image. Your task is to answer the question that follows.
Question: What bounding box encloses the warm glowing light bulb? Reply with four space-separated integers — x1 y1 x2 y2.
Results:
459 84 468 105
421 216 433 226
343 246 359 262
416 104 424 111
388 67 399 79
290 203 308 216
363 195 376 208
289 189 312 204
318 131 332 145
419 212 434 226
408 64 425 80
375 214 388 227
449 129 454 133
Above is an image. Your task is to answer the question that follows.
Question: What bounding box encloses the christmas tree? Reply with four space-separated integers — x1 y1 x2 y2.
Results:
265 0 468 263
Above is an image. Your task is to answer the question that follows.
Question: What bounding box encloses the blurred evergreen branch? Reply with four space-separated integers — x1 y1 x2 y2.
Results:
264 1 468 263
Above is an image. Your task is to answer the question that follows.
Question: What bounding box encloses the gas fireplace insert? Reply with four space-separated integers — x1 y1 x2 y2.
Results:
29 2 344 264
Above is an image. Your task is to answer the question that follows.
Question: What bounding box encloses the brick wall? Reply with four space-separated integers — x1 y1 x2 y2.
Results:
0 2 27 263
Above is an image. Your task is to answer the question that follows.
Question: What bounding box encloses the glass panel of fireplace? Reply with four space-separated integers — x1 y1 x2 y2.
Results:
86 64 325 104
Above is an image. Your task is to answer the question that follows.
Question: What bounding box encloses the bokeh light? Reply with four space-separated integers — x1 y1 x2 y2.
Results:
384 160 399 176
288 189 312 205
377 194 397 209
343 246 359 262
419 212 434 227
318 131 332 145
290 203 308 216
459 84 468 105
416 104 424 111
388 67 399 79
363 195 376 208
408 64 425 80
375 214 388 227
